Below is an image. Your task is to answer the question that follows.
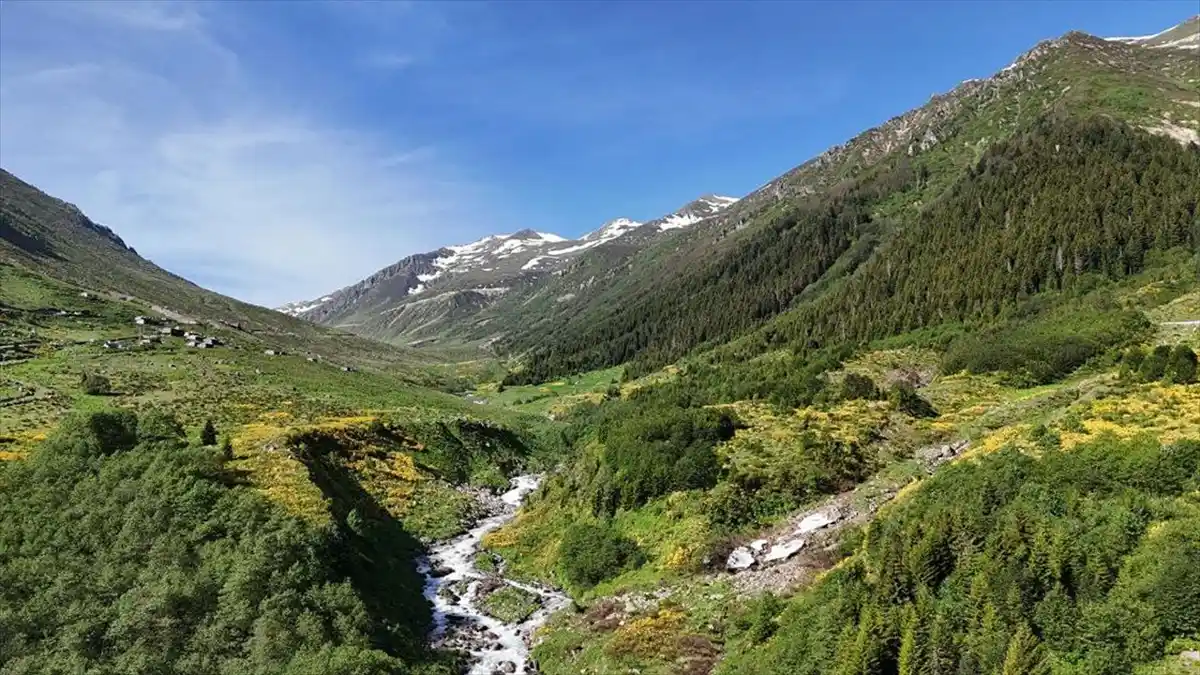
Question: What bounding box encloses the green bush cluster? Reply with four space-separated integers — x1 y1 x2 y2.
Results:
558 521 645 590
940 302 1149 385
888 382 938 418
1121 344 1197 384
706 432 876 529
569 394 735 516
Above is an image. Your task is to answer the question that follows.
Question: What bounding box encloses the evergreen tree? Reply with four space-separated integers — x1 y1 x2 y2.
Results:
200 419 217 446
1001 623 1048 675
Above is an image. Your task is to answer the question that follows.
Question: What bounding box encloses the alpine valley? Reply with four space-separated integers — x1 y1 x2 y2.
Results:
2 13 1199 675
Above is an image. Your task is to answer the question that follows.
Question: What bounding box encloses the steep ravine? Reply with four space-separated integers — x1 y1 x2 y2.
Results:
419 476 571 674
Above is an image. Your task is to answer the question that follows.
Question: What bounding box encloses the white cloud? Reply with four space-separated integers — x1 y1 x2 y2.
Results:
0 1 485 307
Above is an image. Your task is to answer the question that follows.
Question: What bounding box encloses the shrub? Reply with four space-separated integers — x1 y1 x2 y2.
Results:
746 592 784 645
1120 346 1146 380
1138 345 1172 381
840 372 881 401
1165 344 1197 384
889 383 938 418
80 372 112 395
50 410 140 457
138 411 186 444
559 521 644 589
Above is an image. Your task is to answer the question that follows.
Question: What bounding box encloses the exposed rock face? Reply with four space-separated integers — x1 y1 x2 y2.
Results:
916 440 970 468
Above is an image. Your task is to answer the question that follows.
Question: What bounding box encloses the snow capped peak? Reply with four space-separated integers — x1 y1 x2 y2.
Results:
698 194 739 207
276 295 332 316
547 217 644 257
582 217 643 242
509 228 567 243
657 194 740 231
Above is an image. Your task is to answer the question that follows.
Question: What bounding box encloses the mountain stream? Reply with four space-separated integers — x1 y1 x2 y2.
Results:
419 475 570 674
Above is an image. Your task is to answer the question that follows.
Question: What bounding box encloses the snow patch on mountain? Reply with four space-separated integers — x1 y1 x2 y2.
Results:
582 217 644 242
657 195 740 231
1107 16 1199 50
658 212 705 231
276 295 332 316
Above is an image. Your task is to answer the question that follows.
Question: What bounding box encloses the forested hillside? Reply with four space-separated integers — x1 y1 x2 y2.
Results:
491 26 1199 384
757 116 1199 355
0 411 449 674
720 437 1200 675
505 116 1198 383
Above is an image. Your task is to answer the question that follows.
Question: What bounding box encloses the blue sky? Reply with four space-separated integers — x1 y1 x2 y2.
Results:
0 0 1194 306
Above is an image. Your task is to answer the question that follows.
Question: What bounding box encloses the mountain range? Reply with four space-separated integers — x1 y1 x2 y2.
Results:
272 17 1199 363
2 16 1197 369
275 194 740 344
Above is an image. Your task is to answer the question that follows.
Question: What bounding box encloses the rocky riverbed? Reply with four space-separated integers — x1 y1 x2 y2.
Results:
419 475 570 675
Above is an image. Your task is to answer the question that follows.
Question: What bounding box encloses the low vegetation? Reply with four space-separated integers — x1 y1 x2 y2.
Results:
480 585 541 624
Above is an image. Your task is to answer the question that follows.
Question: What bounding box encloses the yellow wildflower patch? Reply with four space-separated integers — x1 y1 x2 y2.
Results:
970 424 1033 457
482 526 519 550
607 606 687 659
1059 383 1200 449
229 437 330 525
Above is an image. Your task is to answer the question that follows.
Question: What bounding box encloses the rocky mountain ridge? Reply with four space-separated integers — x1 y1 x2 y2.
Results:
275 195 740 341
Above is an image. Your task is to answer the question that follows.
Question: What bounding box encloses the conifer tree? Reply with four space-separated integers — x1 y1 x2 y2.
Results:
200 419 217 446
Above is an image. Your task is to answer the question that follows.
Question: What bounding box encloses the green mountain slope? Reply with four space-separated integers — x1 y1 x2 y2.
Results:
495 26 1199 383
0 169 451 375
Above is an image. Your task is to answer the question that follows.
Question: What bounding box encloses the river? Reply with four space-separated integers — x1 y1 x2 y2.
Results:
419 475 571 674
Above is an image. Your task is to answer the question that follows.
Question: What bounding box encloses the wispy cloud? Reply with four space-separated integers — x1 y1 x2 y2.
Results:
0 0 487 307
